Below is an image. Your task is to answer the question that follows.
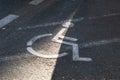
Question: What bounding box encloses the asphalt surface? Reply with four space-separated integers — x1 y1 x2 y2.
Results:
0 0 120 80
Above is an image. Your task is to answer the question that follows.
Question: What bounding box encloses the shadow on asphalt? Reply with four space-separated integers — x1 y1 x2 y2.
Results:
51 0 120 80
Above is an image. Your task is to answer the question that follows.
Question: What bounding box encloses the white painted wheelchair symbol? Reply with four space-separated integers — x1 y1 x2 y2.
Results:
26 20 92 62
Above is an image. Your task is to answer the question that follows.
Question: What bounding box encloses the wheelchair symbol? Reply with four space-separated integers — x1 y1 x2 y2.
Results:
26 20 92 62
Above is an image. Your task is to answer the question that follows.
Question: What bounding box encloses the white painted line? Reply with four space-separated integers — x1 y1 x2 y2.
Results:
17 18 84 30
27 47 68 58
72 17 84 22
79 38 120 48
29 0 44 5
88 13 120 19
0 54 35 62
103 13 120 17
59 36 78 42
0 14 19 28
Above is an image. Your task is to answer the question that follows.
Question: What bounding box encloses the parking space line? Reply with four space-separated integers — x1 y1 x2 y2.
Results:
17 18 84 30
0 14 19 29
79 38 120 48
29 0 44 5
0 54 35 62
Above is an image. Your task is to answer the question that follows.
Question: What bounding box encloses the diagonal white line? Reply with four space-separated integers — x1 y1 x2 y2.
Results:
0 54 35 62
79 38 120 48
29 0 44 5
0 14 19 28
17 17 84 30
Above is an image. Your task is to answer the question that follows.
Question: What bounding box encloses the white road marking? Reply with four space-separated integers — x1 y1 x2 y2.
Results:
17 17 84 30
52 38 92 62
72 44 92 61
0 14 19 28
59 36 78 42
29 0 44 5
79 38 120 48
0 54 35 62
25 12 120 62
88 13 120 19
27 34 68 58
103 13 120 17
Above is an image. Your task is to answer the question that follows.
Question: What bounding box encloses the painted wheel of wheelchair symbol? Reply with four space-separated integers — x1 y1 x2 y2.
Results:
26 33 68 58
